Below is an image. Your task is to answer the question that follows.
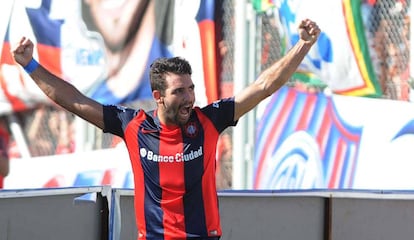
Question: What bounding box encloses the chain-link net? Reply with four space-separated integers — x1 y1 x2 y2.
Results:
215 0 236 189
216 0 412 188
8 105 76 158
365 0 410 100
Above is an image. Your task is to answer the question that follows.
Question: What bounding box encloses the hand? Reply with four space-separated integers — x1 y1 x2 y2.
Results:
298 19 320 45
11 37 34 67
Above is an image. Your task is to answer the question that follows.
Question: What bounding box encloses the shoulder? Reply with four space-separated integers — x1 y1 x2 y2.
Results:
103 105 142 118
200 97 235 113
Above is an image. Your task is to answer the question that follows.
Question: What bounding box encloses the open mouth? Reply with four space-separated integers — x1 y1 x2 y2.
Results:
179 106 191 117
178 104 193 119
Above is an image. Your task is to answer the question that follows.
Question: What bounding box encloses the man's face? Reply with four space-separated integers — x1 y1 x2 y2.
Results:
84 0 149 51
158 73 195 126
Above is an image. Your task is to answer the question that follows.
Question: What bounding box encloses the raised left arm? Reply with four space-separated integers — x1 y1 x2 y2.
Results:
234 19 320 121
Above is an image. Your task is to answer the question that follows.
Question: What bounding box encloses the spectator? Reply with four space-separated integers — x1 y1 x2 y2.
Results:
368 0 410 100
49 110 75 154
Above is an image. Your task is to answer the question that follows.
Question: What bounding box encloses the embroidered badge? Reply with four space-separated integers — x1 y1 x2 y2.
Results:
184 122 198 138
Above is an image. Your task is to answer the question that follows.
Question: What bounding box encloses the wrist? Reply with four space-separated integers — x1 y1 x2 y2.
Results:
23 58 39 74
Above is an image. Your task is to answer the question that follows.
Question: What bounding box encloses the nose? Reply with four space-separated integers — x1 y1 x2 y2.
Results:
183 88 195 102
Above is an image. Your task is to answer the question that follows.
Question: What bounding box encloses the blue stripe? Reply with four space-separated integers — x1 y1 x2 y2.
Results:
138 119 164 238
196 0 215 22
271 91 307 156
254 87 288 171
306 93 328 136
183 113 208 236
26 0 62 47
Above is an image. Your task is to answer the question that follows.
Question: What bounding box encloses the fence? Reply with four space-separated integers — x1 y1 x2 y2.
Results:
3 187 414 240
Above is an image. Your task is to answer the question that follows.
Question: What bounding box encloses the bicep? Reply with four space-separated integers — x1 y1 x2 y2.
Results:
33 67 105 130
234 81 269 121
67 95 105 130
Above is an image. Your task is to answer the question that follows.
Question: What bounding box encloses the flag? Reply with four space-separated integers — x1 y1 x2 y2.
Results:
253 0 275 12
254 86 362 189
277 0 382 97
0 0 218 113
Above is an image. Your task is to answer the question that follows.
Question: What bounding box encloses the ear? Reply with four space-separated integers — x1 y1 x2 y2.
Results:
153 90 163 104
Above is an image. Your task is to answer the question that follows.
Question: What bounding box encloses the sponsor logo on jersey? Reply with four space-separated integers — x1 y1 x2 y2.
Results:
140 128 159 134
140 146 203 163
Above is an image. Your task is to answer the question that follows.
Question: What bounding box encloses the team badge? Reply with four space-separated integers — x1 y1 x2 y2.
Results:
184 122 198 138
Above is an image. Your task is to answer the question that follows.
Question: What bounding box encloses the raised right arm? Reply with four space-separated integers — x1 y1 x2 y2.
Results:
11 37 104 130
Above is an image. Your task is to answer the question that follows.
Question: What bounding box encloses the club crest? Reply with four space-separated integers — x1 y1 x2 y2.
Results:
184 122 198 138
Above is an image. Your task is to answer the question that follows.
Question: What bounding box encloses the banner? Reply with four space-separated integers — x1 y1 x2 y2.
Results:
7 87 414 190
5 146 132 189
277 0 382 97
255 86 414 190
0 0 218 114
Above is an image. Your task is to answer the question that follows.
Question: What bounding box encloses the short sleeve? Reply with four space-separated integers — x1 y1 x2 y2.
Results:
200 97 238 133
103 105 138 138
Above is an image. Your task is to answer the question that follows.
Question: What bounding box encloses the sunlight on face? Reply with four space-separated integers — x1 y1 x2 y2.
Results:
159 73 195 126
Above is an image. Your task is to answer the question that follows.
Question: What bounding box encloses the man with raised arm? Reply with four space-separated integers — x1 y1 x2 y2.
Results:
12 19 320 240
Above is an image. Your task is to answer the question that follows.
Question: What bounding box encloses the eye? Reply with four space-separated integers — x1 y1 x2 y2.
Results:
171 88 183 95
175 88 184 94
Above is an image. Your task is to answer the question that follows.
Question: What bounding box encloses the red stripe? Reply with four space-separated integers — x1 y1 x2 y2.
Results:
124 113 147 238
0 43 62 112
196 109 222 236
1 42 14 64
330 104 360 142
254 90 297 188
0 43 28 111
199 20 218 103
328 138 346 188
316 107 331 158
159 127 186 239
37 44 62 78
295 94 317 131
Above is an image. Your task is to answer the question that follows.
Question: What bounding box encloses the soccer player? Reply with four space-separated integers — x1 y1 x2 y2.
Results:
11 19 320 239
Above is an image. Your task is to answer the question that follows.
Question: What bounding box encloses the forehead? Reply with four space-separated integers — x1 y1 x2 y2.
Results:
165 73 193 89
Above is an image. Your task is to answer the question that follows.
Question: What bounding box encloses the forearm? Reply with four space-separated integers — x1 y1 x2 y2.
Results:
12 37 105 129
28 64 86 113
257 39 313 96
234 40 314 120
26 62 105 129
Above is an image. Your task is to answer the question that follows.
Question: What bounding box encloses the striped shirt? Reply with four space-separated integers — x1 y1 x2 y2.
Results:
103 98 236 239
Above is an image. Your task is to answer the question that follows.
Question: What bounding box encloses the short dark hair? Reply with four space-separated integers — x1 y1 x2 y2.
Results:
149 57 192 94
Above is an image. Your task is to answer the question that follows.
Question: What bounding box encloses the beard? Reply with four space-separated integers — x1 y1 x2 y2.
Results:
163 101 192 126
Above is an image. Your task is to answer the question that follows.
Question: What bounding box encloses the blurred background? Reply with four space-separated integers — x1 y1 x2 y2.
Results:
0 0 412 191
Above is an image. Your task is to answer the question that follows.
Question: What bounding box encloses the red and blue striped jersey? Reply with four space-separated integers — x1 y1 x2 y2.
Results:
103 98 237 239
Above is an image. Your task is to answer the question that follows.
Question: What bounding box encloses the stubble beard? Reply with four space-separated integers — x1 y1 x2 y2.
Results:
163 102 191 127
